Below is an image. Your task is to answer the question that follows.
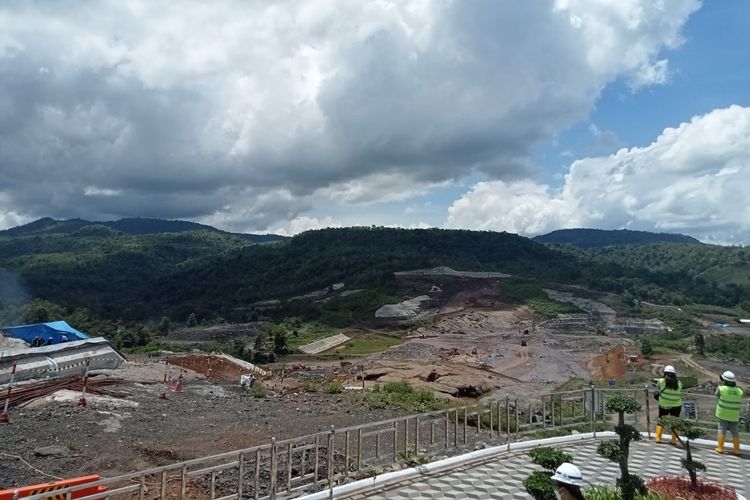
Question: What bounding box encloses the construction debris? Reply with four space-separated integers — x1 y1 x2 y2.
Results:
0 375 129 409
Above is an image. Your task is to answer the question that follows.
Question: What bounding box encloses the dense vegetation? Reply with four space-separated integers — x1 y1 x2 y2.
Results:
533 228 700 247
0 220 748 332
569 243 750 309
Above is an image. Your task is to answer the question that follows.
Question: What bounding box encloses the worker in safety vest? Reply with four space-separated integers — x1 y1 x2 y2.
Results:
655 365 682 444
715 371 744 454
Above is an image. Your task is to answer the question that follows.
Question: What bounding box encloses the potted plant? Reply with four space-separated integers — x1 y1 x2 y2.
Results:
596 393 646 500
646 416 740 500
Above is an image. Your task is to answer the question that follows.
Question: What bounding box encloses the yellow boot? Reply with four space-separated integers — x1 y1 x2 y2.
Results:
655 425 663 443
733 436 741 456
715 435 725 453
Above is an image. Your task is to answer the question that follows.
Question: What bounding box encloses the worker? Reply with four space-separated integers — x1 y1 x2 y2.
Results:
715 371 743 455
550 462 585 500
655 365 682 444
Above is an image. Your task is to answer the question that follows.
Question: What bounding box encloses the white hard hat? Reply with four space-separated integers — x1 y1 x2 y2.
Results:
722 371 736 383
663 365 676 374
551 463 584 487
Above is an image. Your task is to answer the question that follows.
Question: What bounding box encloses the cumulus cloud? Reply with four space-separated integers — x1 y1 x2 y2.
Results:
0 1 700 230
446 105 750 243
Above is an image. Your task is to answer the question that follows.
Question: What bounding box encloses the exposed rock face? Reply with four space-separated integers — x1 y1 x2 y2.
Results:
375 295 432 322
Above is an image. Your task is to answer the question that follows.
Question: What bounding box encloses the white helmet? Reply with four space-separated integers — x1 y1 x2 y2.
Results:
722 371 736 383
551 462 584 487
663 365 676 374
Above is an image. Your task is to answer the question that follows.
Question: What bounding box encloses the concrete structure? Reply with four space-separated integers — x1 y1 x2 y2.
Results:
298 334 350 355
301 434 750 500
375 295 432 323
0 337 124 384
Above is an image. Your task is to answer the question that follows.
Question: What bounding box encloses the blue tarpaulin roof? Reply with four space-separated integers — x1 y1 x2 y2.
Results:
1 321 90 345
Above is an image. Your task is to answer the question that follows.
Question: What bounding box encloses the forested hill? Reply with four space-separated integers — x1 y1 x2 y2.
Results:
0 226 577 321
0 217 285 243
533 228 700 247
0 224 747 323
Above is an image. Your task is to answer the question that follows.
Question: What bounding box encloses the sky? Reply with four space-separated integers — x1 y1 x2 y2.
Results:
0 1 748 243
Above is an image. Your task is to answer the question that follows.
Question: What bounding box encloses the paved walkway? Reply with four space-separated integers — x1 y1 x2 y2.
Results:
349 439 750 499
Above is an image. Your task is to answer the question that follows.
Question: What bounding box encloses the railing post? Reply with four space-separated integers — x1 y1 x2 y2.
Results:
476 408 481 434
551 395 556 428
327 425 335 499
431 421 435 445
463 408 467 444
314 435 320 489
644 385 651 438
515 398 519 440
392 421 397 459
404 418 409 456
344 431 350 476
237 453 244 499
542 397 547 429
254 449 261 500
454 409 458 447
180 465 187 500
270 438 278 500
160 470 167 500
415 416 420 456
489 403 494 437
357 429 363 470
505 394 510 451
139 474 145 500
590 384 596 435
496 400 501 435
444 411 449 449
287 442 293 494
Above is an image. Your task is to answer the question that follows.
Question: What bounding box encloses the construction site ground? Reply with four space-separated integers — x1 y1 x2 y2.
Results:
0 299 722 491
0 361 403 489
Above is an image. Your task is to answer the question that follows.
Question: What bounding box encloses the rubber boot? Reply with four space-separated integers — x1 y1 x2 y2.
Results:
655 425 663 443
715 435 725 454
670 431 679 445
733 436 741 456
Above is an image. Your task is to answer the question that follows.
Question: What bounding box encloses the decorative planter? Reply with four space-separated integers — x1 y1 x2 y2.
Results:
646 475 744 500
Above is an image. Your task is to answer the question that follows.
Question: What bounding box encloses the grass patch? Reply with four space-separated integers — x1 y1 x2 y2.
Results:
325 380 344 394
501 277 582 318
250 382 268 398
334 334 402 355
286 322 335 351
366 381 444 412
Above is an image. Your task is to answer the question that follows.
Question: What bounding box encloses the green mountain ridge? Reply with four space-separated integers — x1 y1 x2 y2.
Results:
1 217 286 243
534 228 700 247
0 224 747 324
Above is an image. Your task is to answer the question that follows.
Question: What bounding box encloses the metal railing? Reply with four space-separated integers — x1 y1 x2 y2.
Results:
17 385 750 500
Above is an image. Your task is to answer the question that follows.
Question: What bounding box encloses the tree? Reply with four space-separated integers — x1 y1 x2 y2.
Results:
694 333 705 356
272 325 289 355
596 393 645 500
659 416 705 489
640 338 654 358
157 316 172 335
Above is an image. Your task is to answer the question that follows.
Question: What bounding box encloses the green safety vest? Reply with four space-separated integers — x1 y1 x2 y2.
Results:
658 378 683 409
716 385 744 422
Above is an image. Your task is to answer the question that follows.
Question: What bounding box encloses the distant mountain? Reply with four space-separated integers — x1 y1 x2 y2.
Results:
0 217 285 243
533 228 701 248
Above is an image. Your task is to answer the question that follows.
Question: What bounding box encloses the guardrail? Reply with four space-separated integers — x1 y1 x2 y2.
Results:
17 386 750 500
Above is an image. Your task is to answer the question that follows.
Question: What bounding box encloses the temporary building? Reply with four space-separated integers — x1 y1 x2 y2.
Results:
1 320 90 346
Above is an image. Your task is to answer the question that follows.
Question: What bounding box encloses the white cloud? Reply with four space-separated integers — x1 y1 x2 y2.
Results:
446 105 750 243
0 1 700 229
272 216 342 236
